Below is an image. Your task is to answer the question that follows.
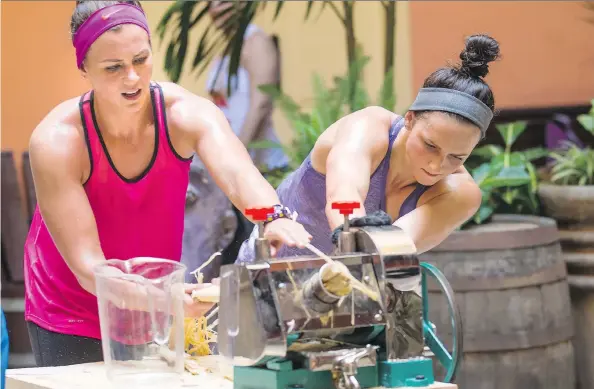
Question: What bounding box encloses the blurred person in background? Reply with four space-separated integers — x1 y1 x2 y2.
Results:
182 0 291 276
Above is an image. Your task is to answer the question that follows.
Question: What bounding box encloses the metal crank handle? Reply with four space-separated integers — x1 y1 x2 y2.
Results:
245 206 275 261
333 345 376 389
331 201 360 253
338 374 361 389
334 344 375 376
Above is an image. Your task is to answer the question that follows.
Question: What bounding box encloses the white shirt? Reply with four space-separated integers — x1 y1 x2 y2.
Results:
206 24 288 171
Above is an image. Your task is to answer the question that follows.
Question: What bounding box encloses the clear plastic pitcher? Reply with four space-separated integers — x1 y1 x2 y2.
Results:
94 257 186 387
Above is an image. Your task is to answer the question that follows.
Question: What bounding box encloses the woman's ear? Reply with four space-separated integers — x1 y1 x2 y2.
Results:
79 63 88 80
404 110 415 130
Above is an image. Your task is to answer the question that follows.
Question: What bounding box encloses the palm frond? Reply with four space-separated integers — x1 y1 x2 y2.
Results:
157 0 337 95
157 0 260 90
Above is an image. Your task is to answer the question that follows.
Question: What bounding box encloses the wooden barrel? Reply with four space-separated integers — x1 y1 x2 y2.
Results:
419 215 575 389
538 183 594 389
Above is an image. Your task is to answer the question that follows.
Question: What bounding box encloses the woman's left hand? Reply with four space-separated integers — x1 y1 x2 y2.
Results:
183 283 217 318
263 218 312 256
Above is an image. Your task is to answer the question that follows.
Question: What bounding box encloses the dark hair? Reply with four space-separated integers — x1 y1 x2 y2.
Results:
70 0 144 39
271 34 282 91
417 34 500 126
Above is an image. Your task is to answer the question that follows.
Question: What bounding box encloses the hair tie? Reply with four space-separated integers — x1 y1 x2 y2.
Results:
408 88 493 136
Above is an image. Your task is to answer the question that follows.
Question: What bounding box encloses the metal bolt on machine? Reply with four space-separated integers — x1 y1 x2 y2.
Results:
218 202 463 389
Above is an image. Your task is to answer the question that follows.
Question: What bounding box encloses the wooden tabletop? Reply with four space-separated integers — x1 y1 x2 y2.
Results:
6 358 457 389
6 358 232 389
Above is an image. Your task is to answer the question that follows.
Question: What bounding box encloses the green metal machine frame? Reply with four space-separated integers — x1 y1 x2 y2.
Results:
232 262 462 389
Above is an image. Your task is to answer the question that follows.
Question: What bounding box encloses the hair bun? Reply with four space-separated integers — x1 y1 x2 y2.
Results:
459 34 500 79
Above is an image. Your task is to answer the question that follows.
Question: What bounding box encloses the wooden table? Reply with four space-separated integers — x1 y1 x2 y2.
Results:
6 357 233 389
6 358 457 389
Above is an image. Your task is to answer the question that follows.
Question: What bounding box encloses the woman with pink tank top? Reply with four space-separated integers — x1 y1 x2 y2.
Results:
24 0 311 367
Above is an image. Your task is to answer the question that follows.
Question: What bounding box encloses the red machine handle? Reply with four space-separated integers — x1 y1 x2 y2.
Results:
245 207 275 222
331 202 360 216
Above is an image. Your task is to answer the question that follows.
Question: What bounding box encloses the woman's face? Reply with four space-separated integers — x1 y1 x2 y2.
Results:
404 110 481 186
81 24 153 112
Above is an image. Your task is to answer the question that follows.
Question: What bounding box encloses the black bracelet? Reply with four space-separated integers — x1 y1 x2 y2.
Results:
331 210 393 244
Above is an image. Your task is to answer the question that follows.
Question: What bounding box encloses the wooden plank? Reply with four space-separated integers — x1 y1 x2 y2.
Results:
424 254 568 292
570 288 594 389
427 215 560 252
6 360 232 389
6 360 456 389
1 151 29 282
423 221 576 389
458 341 574 389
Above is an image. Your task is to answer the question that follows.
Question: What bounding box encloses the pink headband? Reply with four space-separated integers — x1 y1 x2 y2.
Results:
72 3 151 69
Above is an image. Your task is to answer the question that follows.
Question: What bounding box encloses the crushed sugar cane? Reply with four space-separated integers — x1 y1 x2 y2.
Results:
191 251 221 284
305 243 379 301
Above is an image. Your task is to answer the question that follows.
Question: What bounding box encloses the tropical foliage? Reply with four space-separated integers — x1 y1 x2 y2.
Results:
156 0 398 109
545 99 594 186
464 121 548 226
252 49 396 187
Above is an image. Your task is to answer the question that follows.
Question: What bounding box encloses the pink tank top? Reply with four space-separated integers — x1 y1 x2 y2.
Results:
24 82 192 342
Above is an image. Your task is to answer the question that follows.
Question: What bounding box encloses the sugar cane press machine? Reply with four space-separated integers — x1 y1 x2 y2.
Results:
217 202 463 389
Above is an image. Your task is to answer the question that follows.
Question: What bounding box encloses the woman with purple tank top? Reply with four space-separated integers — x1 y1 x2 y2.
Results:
237 34 501 263
23 1 311 367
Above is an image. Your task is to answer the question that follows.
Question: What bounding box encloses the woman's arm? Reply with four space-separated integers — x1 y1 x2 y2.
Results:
236 31 279 146
321 107 395 230
166 86 312 252
29 121 105 295
393 173 482 254
171 93 282 214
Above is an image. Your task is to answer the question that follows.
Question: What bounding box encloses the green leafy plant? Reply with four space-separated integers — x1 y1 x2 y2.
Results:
156 1 399 183
548 142 594 186
545 99 594 186
250 49 396 188
465 121 549 226
156 0 397 109
577 98 594 134
156 1 328 93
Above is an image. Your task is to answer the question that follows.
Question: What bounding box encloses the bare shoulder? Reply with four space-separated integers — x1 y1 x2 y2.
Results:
310 106 397 173
29 97 89 183
315 106 397 151
423 169 482 210
158 81 196 106
346 105 395 123
243 28 277 54
157 82 230 156
158 81 225 130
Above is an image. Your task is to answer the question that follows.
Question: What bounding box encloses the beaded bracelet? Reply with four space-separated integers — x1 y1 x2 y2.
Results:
263 204 296 225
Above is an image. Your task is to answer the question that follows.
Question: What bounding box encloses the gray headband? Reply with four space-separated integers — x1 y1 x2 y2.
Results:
408 88 493 135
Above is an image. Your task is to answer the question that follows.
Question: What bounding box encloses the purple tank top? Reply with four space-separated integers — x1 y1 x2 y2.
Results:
236 116 428 263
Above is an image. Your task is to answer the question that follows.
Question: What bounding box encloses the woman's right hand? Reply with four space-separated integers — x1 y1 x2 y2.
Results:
263 218 313 256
